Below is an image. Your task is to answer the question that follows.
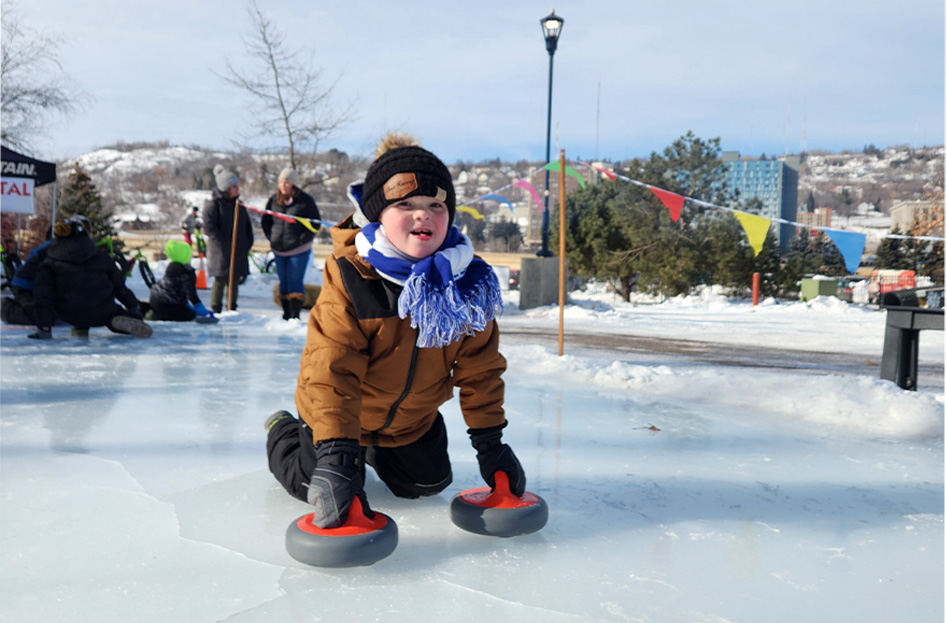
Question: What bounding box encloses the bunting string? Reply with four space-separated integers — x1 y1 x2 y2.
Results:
257 159 942 276
239 201 332 233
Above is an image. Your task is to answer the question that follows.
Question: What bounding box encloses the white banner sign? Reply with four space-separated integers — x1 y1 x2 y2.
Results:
0 176 35 214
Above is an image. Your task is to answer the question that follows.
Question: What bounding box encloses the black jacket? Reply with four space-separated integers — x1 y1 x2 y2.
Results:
33 234 140 329
149 261 200 308
262 189 320 253
202 189 254 278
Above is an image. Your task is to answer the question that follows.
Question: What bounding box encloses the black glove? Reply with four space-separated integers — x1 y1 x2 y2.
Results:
28 327 52 340
305 438 373 529
469 423 526 496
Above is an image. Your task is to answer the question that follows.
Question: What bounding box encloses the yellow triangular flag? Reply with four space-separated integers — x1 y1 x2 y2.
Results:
457 205 485 219
733 211 771 257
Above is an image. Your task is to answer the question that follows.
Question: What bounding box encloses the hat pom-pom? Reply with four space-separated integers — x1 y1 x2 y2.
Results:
53 221 73 238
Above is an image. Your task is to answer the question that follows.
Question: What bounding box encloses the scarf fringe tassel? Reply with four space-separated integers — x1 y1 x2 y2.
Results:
400 271 504 348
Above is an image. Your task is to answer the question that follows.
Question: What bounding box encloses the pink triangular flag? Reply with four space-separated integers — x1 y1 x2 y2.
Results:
513 179 544 212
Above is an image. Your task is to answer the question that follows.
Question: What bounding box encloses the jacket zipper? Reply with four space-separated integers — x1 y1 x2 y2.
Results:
371 337 420 446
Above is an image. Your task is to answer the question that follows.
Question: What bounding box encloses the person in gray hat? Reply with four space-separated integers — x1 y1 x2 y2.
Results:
201 164 254 312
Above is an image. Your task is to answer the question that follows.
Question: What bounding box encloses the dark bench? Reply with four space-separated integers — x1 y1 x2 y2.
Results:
880 290 944 391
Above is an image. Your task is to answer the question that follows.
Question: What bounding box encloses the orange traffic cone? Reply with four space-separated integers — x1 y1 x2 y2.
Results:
196 252 208 290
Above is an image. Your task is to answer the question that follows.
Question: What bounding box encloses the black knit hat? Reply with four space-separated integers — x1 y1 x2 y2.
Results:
361 145 455 224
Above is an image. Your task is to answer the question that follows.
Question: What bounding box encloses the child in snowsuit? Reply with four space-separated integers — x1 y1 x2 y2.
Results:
146 240 216 323
266 133 525 528
30 218 151 339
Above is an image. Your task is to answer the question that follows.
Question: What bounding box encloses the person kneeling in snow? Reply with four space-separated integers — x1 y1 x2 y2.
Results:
145 240 217 323
265 133 525 529
31 217 152 339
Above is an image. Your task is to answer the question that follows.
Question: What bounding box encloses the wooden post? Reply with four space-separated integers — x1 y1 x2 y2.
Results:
558 150 566 356
752 272 760 306
228 200 241 310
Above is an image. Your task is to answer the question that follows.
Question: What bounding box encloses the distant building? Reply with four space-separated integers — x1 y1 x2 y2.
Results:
797 207 833 230
722 152 800 249
889 199 943 236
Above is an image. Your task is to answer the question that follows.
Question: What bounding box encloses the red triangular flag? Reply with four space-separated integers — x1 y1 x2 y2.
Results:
649 187 685 222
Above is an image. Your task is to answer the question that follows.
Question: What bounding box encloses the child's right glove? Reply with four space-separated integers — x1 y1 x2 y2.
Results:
305 438 373 529
468 423 526 496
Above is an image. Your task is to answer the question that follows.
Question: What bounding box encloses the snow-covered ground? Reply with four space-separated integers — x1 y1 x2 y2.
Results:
1 256 943 623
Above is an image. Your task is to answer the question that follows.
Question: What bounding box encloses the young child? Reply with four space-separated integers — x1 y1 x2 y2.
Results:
146 240 217 323
266 133 525 528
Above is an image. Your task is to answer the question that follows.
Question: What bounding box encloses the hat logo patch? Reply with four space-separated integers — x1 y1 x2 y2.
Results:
383 172 419 200
435 187 447 202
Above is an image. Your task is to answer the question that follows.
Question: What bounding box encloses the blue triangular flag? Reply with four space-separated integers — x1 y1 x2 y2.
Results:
824 229 867 274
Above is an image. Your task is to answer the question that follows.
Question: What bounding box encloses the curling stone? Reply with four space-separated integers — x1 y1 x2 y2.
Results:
285 497 398 567
450 471 548 537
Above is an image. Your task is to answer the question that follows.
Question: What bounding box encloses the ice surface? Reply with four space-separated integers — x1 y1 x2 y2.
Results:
1 260 943 622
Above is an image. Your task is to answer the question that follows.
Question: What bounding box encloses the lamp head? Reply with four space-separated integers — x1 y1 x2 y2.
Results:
540 9 564 55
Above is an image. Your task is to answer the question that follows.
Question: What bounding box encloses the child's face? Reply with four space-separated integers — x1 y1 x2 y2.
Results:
378 196 450 259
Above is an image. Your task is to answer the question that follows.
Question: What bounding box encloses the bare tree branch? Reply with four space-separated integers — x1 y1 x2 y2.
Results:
0 1 86 153
216 0 355 172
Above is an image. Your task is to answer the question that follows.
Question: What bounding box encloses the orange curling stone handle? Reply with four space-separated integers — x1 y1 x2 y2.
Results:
457 471 540 509
295 496 389 537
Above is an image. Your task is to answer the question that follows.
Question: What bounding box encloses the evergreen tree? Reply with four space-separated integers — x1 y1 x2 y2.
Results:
875 229 909 269
916 240 944 282
490 220 522 253
691 211 753 290
555 132 733 300
820 239 848 274
58 163 118 246
754 230 787 297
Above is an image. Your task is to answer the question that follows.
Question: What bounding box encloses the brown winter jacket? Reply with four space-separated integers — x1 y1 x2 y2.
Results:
295 216 507 447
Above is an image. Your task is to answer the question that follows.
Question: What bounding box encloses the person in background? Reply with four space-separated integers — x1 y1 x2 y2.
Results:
1 238 22 290
181 206 202 247
30 217 151 339
261 167 321 320
0 236 49 326
144 239 216 323
201 164 253 313
264 133 523 530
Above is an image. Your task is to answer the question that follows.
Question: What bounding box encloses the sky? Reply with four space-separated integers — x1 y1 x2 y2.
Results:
1 257 943 622
8 0 947 165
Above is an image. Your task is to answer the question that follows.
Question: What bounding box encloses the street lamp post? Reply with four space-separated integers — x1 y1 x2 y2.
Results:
538 9 563 257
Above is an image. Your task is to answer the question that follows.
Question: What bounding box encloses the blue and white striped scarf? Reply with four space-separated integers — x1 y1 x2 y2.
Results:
355 223 503 348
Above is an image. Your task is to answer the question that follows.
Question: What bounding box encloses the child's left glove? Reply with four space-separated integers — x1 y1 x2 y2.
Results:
468 423 526 496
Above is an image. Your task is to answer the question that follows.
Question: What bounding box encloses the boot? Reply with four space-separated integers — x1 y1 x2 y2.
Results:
280 295 292 320
289 297 303 320
109 315 153 338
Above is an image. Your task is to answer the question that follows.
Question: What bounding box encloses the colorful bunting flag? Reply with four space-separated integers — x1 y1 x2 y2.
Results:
482 194 515 214
649 187 685 222
542 162 587 188
513 179 544 211
457 205 485 220
582 162 617 180
733 212 771 257
823 228 867 274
